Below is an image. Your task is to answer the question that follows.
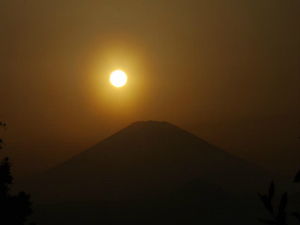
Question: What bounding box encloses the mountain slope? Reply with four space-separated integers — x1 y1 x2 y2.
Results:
18 121 287 203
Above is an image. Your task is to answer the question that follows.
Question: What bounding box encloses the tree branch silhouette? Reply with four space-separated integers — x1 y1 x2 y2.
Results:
0 119 36 225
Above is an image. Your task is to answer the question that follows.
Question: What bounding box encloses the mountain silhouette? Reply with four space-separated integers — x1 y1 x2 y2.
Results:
17 121 289 203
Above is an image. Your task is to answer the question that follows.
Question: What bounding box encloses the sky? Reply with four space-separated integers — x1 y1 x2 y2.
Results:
0 0 299 179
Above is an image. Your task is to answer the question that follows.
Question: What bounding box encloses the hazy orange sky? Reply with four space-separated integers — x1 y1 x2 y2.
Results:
0 0 299 179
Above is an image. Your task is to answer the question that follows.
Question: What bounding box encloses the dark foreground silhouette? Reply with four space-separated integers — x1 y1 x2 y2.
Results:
258 171 300 225
0 157 35 225
28 187 300 225
1 121 35 225
15 121 298 225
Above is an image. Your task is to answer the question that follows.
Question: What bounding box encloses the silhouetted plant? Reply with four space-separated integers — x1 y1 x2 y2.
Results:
0 119 7 150
0 120 36 224
258 181 288 225
258 171 300 224
294 171 300 183
291 171 300 223
0 158 35 224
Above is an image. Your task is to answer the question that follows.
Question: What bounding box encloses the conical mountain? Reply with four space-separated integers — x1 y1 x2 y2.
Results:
19 121 283 203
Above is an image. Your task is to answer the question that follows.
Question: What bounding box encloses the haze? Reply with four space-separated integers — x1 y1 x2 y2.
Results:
0 0 299 179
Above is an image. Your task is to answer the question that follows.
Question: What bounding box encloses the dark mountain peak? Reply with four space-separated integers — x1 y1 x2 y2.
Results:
17 121 284 203
131 120 169 125
106 120 197 144
126 120 177 131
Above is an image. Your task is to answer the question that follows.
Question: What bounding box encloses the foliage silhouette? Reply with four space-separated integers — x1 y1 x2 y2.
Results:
294 171 300 183
291 171 300 223
0 120 36 225
259 133 300 224
258 181 287 225
258 171 300 225
0 119 7 150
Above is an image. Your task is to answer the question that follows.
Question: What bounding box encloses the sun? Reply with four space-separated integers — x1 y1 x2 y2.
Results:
110 70 127 87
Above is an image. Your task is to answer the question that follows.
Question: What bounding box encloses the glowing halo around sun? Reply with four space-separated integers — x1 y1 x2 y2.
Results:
110 70 127 87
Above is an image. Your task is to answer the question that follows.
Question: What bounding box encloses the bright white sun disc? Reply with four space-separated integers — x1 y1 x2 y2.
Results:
110 70 127 87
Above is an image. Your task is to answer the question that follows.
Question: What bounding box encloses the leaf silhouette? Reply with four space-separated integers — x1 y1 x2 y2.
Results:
278 192 287 214
292 212 300 222
269 181 275 201
258 218 277 224
277 212 286 225
258 193 273 214
294 171 300 183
